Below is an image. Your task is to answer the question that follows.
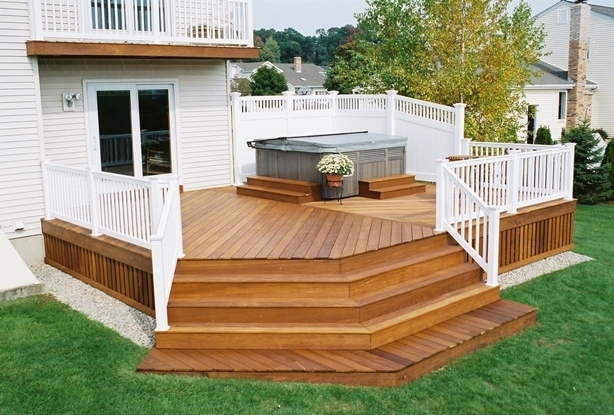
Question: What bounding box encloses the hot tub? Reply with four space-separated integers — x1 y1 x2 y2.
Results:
248 132 407 197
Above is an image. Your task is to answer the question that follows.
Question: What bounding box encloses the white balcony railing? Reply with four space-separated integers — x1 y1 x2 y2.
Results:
32 0 253 46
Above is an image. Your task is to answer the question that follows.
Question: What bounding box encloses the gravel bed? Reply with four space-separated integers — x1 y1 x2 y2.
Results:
30 251 592 349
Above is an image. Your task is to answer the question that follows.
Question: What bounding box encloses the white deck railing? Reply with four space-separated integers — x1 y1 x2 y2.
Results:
32 0 253 46
41 160 184 331
436 143 575 285
150 177 184 331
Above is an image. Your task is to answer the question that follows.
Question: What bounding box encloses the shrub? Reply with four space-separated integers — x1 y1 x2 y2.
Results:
562 120 612 204
601 137 614 201
534 126 553 145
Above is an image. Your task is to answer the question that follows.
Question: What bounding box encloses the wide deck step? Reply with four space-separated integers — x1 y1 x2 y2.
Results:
359 174 427 199
156 283 499 349
140 300 537 386
236 176 321 204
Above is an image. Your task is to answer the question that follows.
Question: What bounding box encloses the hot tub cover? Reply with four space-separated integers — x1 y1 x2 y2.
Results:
248 132 407 154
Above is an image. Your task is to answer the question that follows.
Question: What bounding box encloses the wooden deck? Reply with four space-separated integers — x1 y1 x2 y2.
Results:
180 185 437 260
42 183 576 386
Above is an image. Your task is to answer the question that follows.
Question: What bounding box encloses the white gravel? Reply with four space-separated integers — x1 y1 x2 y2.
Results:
29 250 592 349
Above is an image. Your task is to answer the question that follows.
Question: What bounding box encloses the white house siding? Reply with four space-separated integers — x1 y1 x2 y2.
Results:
524 89 568 141
38 58 232 190
536 3 614 135
0 1 45 240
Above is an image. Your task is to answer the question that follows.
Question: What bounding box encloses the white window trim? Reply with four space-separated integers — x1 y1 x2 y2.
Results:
557 8 569 24
83 78 182 180
558 91 567 120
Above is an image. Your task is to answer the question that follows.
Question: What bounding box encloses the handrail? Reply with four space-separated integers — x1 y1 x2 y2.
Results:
150 178 184 331
436 143 575 285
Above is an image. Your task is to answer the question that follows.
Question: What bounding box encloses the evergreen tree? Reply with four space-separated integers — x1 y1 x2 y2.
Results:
534 126 553 145
563 121 612 204
260 37 281 62
601 135 614 200
249 65 288 96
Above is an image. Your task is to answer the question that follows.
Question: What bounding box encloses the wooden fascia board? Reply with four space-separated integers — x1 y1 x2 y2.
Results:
26 41 259 60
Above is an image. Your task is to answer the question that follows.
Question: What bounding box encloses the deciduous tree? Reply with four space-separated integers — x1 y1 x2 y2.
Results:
249 65 288 96
326 0 545 141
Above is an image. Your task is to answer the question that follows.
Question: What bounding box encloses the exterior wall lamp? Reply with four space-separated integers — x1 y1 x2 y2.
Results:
62 92 82 111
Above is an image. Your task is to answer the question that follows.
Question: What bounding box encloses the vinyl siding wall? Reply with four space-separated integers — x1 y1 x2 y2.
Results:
38 58 233 190
536 4 614 135
0 0 45 240
524 89 569 141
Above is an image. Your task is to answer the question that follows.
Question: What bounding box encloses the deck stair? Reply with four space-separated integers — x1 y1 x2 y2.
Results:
236 176 321 204
359 174 426 199
140 232 537 385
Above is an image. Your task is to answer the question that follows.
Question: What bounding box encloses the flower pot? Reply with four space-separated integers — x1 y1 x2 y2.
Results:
326 174 343 187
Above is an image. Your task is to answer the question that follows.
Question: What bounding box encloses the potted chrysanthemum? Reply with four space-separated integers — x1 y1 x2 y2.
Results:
316 153 354 187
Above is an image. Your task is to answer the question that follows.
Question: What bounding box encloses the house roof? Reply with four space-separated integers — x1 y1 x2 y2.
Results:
528 60 597 89
236 61 327 88
534 1 614 20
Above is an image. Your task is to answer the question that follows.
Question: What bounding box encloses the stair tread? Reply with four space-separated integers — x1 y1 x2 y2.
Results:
238 185 312 197
353 262 480 305
369 183 426 193
359 174 416 183
172 272 346 283
168 297 358 308
247 175 320 187
363 283 495 330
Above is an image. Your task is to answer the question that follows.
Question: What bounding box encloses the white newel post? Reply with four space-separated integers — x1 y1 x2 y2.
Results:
150 177 163 232
28 0 43 40
40 159 52 220
246 0 254 46
86 167 101 236
506 150 521 214
435 159 446 232
283 91 294 136
564 143 576 200
486 210 501 287
386 90 397 135
453 103 466 155
460 138 471 156
151 238 170 331
230 92 242 185
329 91 339 133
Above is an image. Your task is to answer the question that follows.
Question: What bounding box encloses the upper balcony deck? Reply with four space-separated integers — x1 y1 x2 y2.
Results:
27 0 257 59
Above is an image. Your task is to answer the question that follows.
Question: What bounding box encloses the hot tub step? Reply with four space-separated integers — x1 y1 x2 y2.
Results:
237 177 321 204
359 175 426 199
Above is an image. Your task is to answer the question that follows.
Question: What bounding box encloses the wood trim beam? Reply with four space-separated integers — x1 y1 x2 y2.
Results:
26 41 259 60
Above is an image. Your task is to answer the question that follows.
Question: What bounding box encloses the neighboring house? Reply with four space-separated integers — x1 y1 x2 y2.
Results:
531 0 614 136
0 0 258 263
231 57 328 95
524 60 597 142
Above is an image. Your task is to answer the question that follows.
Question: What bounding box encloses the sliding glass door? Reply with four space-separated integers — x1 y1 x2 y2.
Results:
88 82 175 178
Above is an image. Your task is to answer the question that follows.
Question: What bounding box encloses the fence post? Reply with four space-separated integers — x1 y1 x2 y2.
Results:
86 167 101 236
386 90 397 135
230 92 242 185
460 138 471 156
329 91 339 133
453 103 466 154
506 150 520 214
486 210 500 287
283 91 294 136
435 159 447 232
564 143 576 200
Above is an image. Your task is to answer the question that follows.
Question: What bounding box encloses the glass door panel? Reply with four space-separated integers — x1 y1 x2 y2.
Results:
96 90 134 176
139 89 172 176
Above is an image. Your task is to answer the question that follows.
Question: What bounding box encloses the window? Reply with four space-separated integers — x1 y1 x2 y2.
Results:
557 9 569 24
558 91 567 120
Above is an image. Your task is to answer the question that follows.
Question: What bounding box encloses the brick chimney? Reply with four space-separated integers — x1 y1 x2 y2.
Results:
294 57 302 74
566 1 591 128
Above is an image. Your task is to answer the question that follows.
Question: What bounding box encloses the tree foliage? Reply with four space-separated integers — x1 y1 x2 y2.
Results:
562 121 612 204
326 0 545 142
230 75 251 96
249 65 288 96
259 36 281 62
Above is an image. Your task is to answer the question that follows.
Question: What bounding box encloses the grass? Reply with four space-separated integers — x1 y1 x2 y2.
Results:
1 204 613 415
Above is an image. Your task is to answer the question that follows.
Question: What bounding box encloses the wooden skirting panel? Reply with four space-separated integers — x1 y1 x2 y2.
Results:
498 199 576 273
42 219 155 316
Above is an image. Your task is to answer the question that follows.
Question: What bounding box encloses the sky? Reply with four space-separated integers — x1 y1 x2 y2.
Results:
253 0 614 36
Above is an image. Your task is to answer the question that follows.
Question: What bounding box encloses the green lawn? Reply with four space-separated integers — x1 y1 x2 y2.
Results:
1 204 613 415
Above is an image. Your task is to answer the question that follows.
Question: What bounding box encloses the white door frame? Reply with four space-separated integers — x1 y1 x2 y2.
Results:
84 79 181 179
